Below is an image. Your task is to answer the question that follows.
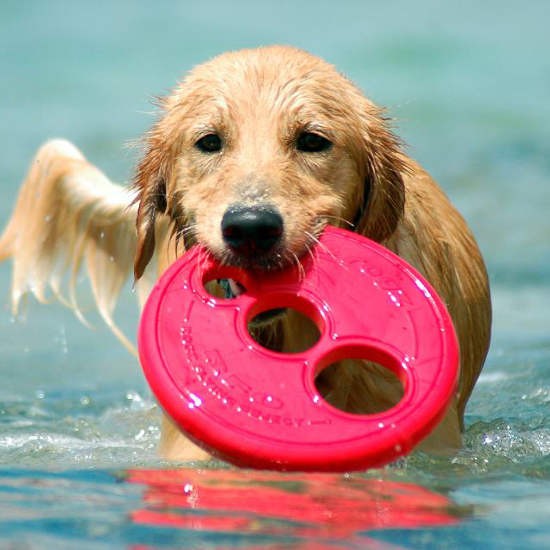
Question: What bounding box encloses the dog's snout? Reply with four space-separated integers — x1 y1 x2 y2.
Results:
221 206 283 257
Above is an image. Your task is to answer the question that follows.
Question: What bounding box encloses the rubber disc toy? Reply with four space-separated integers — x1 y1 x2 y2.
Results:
138 226 459 471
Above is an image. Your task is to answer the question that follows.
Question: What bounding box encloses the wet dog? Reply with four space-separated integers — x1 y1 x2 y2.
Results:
0 46 491 461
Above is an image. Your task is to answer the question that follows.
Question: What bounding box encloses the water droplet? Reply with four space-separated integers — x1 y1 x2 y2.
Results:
188 393 202 407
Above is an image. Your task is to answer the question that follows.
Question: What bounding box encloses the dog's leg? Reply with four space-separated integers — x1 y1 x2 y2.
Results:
158 414 212 462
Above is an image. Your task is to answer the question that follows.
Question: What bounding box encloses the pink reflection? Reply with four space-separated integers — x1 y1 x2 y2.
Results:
127 468 461 546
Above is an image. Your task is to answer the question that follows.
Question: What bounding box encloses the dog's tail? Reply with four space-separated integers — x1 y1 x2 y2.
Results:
0 139 155 354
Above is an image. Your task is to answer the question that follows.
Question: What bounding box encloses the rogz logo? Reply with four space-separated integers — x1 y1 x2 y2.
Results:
178 319 329 427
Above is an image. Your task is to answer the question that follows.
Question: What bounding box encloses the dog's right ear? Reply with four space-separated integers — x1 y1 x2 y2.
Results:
132 82 199 279
133 124 171 280
352 101 406 243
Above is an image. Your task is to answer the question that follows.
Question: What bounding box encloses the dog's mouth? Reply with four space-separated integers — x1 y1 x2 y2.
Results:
204 224 321 328
218 246 291 272
180 216 323 328
218 278 246 299
217 278 287 326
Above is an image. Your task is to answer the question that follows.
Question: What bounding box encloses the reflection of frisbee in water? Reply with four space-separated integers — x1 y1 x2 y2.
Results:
128 468 463 538
138 226 459 471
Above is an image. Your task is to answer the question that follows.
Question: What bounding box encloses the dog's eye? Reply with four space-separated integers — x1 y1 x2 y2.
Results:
195 133 223 153
296 132 332 153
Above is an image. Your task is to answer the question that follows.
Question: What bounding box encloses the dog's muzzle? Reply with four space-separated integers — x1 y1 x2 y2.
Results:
221 205 284 258
218 204 287 324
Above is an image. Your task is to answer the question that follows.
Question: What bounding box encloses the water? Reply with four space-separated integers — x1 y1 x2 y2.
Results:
1 0 549 547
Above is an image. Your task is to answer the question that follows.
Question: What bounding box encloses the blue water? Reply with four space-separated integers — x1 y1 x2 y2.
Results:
1 0 549 547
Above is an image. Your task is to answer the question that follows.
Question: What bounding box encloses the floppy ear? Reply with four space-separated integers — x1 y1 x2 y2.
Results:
353 105 406 243
133 77 206 278
133 117 172 280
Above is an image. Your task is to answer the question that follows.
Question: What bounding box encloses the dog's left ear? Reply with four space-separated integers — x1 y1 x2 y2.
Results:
133 121 171 280
352 106 406 242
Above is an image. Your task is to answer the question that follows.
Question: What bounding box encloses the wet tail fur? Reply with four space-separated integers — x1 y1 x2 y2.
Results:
0 139 155 353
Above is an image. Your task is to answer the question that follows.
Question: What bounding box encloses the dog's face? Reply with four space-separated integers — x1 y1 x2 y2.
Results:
134 46 405 277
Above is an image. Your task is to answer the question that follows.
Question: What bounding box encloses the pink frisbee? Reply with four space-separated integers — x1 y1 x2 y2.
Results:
138 226 459 471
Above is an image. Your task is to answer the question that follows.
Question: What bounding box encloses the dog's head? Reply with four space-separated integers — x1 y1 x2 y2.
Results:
133 46 405 278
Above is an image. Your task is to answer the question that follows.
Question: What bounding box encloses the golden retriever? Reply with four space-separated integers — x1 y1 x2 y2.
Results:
0 46 491 463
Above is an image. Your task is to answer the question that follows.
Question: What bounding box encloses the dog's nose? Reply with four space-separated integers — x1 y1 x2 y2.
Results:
221 206 284 257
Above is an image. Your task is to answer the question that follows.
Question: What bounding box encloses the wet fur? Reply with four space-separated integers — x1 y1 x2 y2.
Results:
0 46 491 462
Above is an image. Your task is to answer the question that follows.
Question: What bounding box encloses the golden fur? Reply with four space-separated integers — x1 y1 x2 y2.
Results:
0 46 491 463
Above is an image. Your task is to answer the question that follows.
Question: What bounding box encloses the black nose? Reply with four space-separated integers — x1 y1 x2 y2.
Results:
221 206 284 257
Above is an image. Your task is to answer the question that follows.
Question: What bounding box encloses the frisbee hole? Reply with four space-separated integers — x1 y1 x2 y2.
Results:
315 351 404 415
202 272 248 300
247 303 322 354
